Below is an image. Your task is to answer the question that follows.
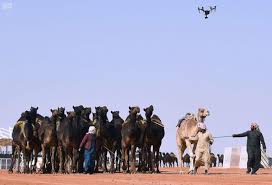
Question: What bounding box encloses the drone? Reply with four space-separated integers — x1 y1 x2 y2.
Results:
198 6 216 19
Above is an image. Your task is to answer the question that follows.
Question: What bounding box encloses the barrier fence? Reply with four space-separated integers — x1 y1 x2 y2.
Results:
0 158 11 170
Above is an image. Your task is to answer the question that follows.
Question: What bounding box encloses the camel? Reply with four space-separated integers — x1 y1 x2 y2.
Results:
182 153 190 167
217 154 224 167
121 106 141 173
176 108 210 174
210 153 217 167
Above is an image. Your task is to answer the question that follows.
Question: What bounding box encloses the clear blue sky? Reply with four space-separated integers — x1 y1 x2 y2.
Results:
1 0 271 155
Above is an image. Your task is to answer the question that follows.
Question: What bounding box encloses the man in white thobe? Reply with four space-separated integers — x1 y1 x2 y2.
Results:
194 123 214 175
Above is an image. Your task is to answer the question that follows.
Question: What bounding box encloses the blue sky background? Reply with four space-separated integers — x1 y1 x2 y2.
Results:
0 0 271 155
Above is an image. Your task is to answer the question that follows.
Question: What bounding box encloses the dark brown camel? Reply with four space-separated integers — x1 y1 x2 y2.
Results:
9 107 39 173
93 106 112 173
110 111 124 172
143 105 165 173
182 153 190 167
121 106 141 173
57 105 87 173
210 153 217 167
38 108 61 173
217 154 224 167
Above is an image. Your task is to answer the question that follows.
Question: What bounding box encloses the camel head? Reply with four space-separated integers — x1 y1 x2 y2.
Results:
67 111 76 119
50 108 59 117
83 107 92 117
129 106 140 115
73 105 84 116
58 107 65 117
111 111 120 119
197 108 210 122
143 105 154 119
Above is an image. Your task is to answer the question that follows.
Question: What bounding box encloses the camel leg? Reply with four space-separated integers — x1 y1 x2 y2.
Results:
102 149 108 173
17 149 22 173
9 144 17 173
51 146 56 173
22 148 27 173
121 145 127 172
146 145 153 172
125 148 129 173
116 149 121 172
109 146 116 173
72 148 79 173
94 147 100 172
58 146 64 173
177 141 186 174
185 140 195 173
32 146 39 173
41 145 46 173
130 144 136 173
154 145 161 173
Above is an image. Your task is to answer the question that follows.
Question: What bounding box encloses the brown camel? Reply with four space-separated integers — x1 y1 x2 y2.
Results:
176 108 210 174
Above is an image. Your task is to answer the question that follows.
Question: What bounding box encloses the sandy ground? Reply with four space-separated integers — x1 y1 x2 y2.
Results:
1 167 272 185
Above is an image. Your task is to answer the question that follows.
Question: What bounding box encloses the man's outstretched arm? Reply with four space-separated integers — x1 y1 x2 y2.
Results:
232 131 249 137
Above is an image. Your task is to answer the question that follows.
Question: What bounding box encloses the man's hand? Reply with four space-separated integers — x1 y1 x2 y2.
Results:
78 148 81 152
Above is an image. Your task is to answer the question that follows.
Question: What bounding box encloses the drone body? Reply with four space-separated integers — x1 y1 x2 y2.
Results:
198 6 216 19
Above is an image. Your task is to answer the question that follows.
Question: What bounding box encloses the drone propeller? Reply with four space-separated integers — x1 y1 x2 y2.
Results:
210 6 216 12
198 6 204 13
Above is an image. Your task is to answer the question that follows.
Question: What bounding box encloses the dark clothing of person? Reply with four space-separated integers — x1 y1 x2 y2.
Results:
79 133 96 173
233 130 266 174
80 133 95 150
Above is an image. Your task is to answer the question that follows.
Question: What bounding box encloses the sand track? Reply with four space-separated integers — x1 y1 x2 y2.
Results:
1 168 272 185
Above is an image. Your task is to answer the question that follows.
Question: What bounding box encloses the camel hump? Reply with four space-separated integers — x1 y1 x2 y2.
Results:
176 113 196 127
151 115 164 127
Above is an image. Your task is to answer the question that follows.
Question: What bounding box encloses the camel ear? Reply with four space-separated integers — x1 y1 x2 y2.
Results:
143 108 146 111
36 107 39 110
129 106 132 110
50 109 53 113
111 111 114 114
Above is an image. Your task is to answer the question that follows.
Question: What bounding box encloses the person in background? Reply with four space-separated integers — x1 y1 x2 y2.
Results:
193 123 214 175
79 126 96 174
232 123 266 175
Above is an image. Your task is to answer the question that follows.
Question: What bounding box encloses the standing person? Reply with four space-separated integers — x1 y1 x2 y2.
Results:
193 123 214 175
232 123 266 175
79 126 96 174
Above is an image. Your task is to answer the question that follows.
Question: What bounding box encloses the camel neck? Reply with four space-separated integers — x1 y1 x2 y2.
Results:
146 116 151 123
197 115 205 122
130 114 137 123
